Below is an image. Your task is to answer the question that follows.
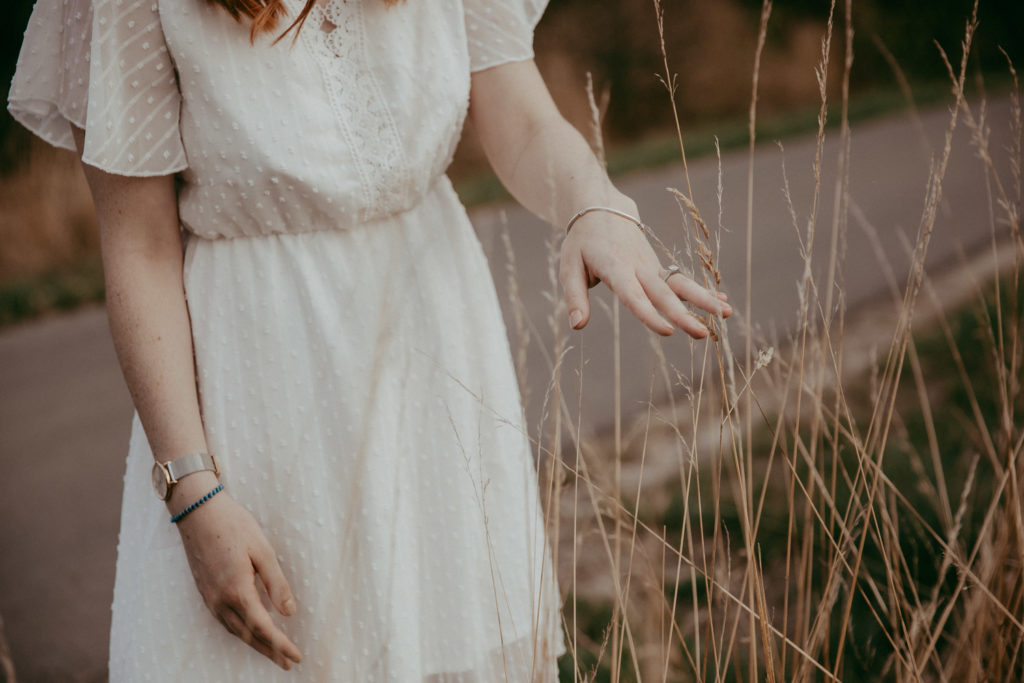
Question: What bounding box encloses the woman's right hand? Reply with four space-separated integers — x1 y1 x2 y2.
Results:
171 474 303 671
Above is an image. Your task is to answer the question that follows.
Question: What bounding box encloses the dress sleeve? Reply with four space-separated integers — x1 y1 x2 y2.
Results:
8 0 187 176
462 0 549 73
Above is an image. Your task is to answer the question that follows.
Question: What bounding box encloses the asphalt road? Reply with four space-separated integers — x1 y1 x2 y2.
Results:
0 95 1015 681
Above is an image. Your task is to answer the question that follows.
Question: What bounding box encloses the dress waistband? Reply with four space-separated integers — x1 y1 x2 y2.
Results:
182 174 455 242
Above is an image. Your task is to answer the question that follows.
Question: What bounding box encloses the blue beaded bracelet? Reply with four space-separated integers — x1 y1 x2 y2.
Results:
170 483 224 524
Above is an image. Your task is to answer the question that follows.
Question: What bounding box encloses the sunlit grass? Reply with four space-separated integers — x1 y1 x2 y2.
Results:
0 0 1020 680
502 0 1024 680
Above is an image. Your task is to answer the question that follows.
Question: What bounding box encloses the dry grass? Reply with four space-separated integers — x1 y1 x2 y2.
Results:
454 0 844 188
0 612 13 683
506 0 1024 680
0 0 1020 679
0 139 96 280
0 138 101 324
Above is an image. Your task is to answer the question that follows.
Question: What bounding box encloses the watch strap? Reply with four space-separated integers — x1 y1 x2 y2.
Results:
164 452 220 483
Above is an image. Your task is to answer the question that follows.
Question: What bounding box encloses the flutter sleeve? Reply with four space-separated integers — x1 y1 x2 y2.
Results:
8 0 187 176
462 0 549 73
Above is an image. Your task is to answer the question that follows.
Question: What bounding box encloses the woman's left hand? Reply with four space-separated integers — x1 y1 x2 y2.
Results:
468 60 731 334
559 206 732 337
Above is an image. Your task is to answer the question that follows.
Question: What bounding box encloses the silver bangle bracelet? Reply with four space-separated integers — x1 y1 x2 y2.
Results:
564 206 649 235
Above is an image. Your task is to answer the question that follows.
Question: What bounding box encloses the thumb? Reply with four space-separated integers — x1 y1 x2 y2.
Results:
561 253 592 330
253 544 297 617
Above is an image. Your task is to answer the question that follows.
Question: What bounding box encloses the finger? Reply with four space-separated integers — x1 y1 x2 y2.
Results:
238 594 303 665
219 608 292 671
253 544 298 617
640 271 710 339
665 272 733 318
560 252 592 330
607 271 675 336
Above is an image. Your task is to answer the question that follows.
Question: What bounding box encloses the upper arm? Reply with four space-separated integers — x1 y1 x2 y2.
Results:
71 126 182 258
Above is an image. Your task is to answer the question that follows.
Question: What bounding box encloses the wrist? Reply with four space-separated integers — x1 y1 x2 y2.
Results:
563 189 636 224
565 203 646 236
165 470 222 515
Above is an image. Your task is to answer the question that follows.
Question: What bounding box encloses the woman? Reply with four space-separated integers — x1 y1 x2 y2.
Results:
9 0 730 679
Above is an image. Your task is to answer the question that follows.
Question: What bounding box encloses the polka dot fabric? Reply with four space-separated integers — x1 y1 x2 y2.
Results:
113 180 563 681
10 0 562 680
10 0 187 176
463 0 547 72
8 0 92 153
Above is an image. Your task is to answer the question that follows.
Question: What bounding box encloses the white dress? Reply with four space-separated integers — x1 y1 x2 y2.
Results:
9 0 563 680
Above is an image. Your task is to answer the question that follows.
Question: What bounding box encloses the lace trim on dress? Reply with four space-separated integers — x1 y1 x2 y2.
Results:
302 0 413 222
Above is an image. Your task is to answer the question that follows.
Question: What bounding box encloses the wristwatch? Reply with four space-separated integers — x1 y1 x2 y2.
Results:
152 452 220 501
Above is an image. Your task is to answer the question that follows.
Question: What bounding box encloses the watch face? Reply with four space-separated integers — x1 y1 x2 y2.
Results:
152 463 169 500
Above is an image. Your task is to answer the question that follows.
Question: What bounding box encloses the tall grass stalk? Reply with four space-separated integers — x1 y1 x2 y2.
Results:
508 0 1024 679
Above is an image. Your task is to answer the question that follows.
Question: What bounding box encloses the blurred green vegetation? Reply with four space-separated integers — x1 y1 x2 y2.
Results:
762 0 1024 79
4 0 1022 174
2 0 1021 328
832 274 1023 679
613 272 1024 681
453 77 958 206
540 0 1023 140
0 256 105 326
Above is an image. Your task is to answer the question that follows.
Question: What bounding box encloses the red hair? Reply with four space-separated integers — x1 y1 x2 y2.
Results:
209 0 403 42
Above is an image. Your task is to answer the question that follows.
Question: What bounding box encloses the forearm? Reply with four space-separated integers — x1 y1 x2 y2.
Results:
103 239 220 509
470 61 636 230
102 238 208 461
72 128 210 509
502 116 635 228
